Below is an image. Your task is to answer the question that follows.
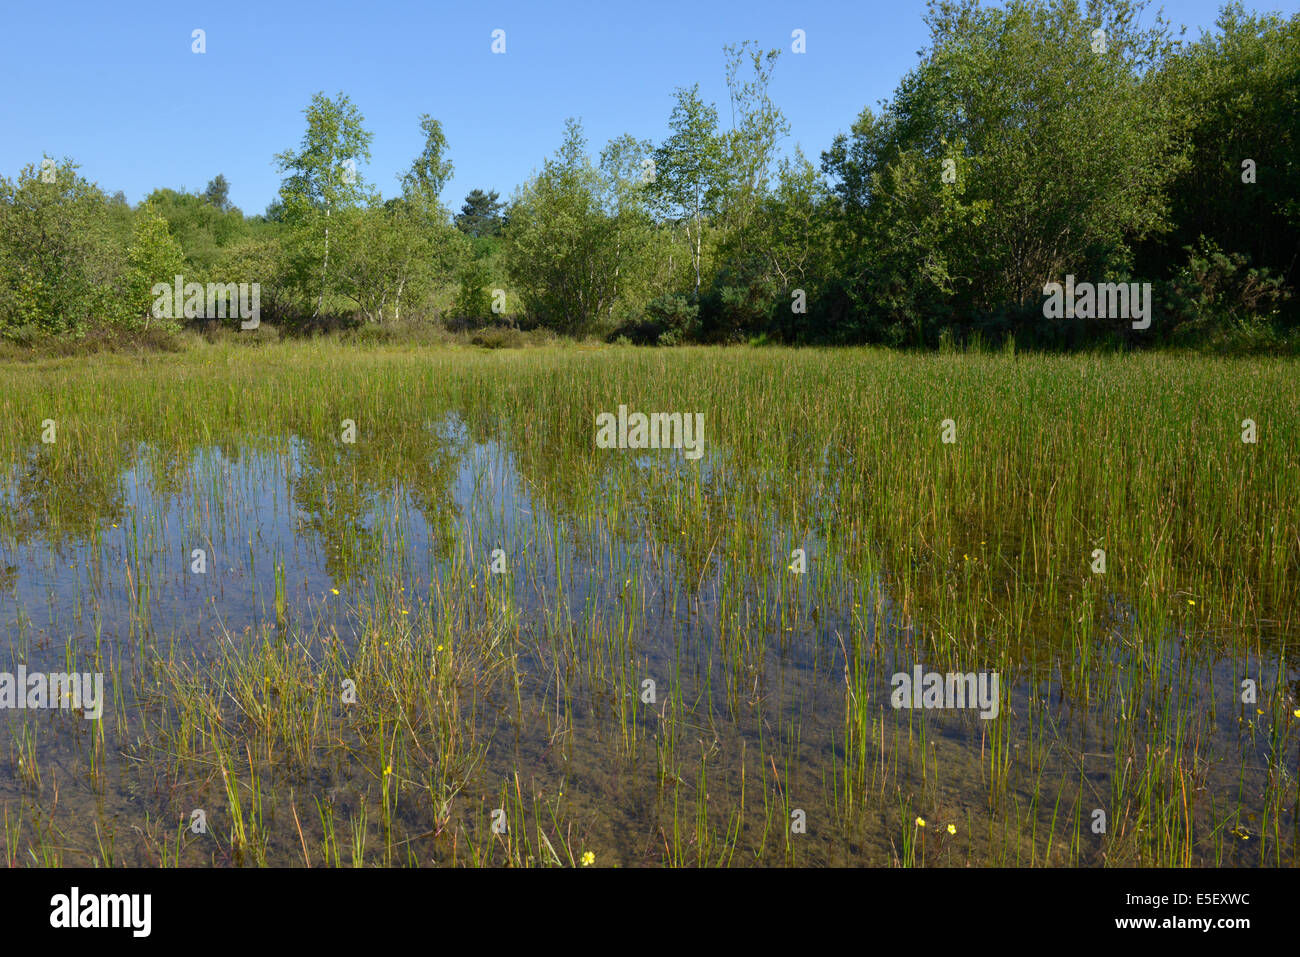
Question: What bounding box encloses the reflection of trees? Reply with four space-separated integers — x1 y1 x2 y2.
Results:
291 448 384 582
289 418 465 583
404 424 464 564
0 444 128 547
0 413 467 590
142 442 194 502
495 404 742 593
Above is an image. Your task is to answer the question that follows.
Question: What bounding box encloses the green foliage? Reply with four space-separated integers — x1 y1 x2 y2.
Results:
717 42 789 235
120 201 185 331
469 325 523 349
452 258 493 323
3 7 1297 351
455 189 506 238
275 91 375 317
332 113 464 324
644 293 700 345
213 236 291 326
1162 237 1290 339
402 116 454 207
709 149 834 342
820 0 1184 345
504 119 658 336
1146 3 1300 323
647 85 726 297
144 187 246 274
597 133 675 323
203 174 233 213
0 158 122 339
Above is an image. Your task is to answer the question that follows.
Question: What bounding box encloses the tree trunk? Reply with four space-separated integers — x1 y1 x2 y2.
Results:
316 204 331 318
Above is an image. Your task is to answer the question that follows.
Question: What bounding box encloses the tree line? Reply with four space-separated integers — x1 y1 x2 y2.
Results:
1 0 1296 351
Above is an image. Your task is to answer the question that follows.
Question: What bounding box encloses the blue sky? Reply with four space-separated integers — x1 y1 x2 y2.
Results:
2 0 1295 216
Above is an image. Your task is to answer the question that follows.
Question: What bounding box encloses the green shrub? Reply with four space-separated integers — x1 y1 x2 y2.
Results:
470 326 523 349
452 259 493 324
1161 238 1290 338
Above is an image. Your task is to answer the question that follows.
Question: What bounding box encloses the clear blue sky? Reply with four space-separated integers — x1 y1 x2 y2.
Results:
2 0 1294 216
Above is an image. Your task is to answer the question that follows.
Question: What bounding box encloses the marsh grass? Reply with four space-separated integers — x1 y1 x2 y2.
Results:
0 341 1296 865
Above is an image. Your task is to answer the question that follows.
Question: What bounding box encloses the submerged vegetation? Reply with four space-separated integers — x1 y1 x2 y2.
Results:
0 342 1295 866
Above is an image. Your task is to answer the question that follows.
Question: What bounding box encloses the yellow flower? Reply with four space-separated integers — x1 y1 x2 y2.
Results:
1187 599 1195 606
947 824 956 835
915 816 926 828
581 851 595 866
436 645 444 652
1292 708 1300 718
383 765 392 776
401 609 408 615
331 588 340 595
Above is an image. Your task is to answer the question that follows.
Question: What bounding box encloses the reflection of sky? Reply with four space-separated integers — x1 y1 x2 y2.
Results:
0 411 871 687
0 409 1295 864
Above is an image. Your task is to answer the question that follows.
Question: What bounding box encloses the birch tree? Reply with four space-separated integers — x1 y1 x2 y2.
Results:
648 86 725 298
274 92 373 317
